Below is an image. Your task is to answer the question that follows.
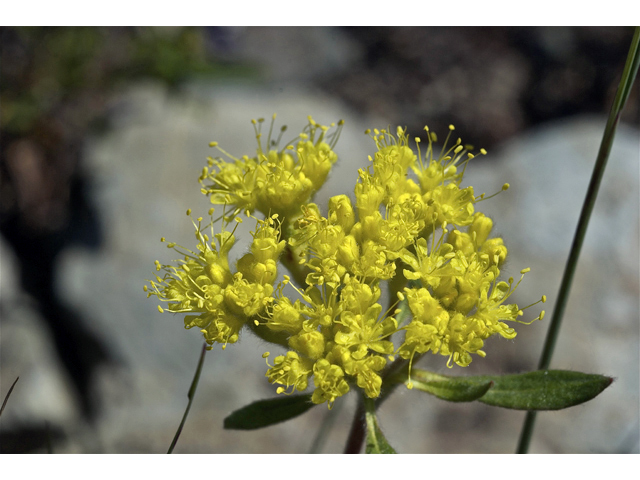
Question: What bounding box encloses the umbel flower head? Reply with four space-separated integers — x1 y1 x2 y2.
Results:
199 114 343 223
146 117 545 408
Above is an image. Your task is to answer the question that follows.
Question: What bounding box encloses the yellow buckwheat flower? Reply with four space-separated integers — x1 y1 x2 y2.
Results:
147 116 546 409
145 211 284 349
200 115 343 222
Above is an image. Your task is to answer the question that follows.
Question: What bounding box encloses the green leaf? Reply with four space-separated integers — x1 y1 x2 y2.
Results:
397 369 612 410
364 397 397 454
408 370 494 402
477 370 613 410
224 394 315 430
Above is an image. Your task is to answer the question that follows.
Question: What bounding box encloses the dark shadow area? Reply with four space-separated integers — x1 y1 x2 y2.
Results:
0 26 252 451
0 423 65 454
324 27 637 148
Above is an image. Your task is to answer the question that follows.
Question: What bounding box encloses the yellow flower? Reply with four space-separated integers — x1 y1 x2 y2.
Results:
148 117 546 407
145 211 284 349
424 183 476 229
200 116 342 222
265 296 305 335
311 359 350 409
265 351 314 394
368 126 420 205
334 304 396 357
398 246 545 367
236 214 286 285
411 125 479 193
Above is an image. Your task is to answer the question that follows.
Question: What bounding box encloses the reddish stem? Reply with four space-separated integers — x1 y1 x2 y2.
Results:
343 399 366 454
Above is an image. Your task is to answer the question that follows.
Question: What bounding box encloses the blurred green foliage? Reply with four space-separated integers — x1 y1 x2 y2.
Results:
1 27 256 135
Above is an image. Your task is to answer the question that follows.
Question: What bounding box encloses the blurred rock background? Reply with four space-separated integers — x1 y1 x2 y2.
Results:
0 26 638 453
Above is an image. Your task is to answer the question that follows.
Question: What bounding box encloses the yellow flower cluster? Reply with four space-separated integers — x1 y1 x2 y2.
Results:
146 116 545 408
145 212 285 349
199 115 342 223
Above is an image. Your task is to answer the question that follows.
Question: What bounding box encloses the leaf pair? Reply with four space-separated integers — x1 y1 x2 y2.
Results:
223 369 612 434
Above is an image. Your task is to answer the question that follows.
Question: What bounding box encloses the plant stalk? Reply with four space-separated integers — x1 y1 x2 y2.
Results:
0 376 19 419
517 26 640 454
344 395 366 454
168 342 207 454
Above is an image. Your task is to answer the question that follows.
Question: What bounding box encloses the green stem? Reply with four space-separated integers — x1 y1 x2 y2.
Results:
363 396 378 449
167 343 207 454
342 355 415 454
0 376 19 418
517 26 640 454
